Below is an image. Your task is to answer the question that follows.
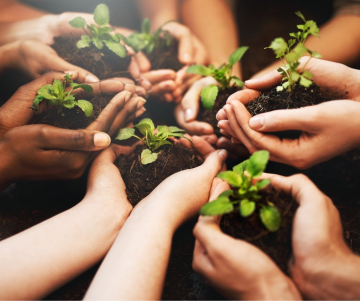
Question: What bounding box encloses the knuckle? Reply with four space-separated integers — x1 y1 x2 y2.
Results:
292 158 311 170
71 131 87 149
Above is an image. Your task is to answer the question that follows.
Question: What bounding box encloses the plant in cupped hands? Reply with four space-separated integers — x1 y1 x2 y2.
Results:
126 19 172 54
116 118 191 165
69 4 129 58
266 11 321 92
186 47 248 110
31 74 94 117
200 151 281 232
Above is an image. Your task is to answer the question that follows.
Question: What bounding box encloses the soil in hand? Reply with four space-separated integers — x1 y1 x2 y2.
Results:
198 86 239 137
221 187 297 275
37 93 115 130
146 39 184 72
117 143 203 206
52 37 132 80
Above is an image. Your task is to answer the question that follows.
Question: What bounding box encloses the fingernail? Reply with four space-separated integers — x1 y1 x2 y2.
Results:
249 116 264 130
124 91 132 103
137 98 146 109
85 74 99 83
94 133 111 147
185 108 194 122
218 149 228 160
182 53 191 63
64 70 78 76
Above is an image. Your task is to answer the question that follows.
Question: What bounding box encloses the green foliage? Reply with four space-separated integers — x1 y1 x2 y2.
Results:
265 11 321 92
30 74 93 117
126 19 172 54
186 47 248 110
69 4 128 58
115 118 191 165
199 150 282 232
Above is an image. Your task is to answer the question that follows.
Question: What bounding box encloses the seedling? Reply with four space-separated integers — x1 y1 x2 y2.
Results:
69 4 129 58
266 11 321 92
186 47 248 110
200 150 281 232
116 118 191 165
31 74 94 117
127 19 172 54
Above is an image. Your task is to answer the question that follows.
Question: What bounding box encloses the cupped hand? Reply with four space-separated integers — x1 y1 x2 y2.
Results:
192 178 301 300
269 174 359 300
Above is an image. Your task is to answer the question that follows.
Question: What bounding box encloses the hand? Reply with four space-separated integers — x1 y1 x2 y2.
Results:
136 136 227 230
0 71 146 138
175 77 217 136
269 174 360 300
192 178 301 300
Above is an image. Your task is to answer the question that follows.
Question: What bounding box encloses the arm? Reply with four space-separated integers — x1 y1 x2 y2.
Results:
85 137 227 299
0 145 132 299
0 0 46 22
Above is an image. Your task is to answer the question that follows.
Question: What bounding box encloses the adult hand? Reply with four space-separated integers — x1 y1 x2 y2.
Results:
175 77 217 136
192 178 301 300
270 174 360 300
0 71 146 138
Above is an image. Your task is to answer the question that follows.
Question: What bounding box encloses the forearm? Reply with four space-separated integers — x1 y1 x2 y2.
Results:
0 0 46 22
0 195 129 300
0 41 21 74
135 0 180 30
181 0 240 77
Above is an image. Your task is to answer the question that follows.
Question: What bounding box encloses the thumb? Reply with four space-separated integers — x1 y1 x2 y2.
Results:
245 68 283 91
200 149 228 180
248 107 316 133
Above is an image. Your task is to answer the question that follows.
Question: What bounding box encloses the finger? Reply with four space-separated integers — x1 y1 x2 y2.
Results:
216 137 250 159
136 75 152 91
245 69 283 91
200 148 228 173
218 120 237 139
134 51 151 72
181 80 204 122
74 80 125 99
175 105 214 135
219 129 232 139
227 89 260 104
135 85 147 97
143 70 177 84
209 180 231 202
216 108 227 121
164 93 174 102
190 136 218 159
128 56 141 80
200 134 218 145
192 239 215 276
87 91 132 132
164 23 193 64
231 137 242 144
149 80 177 95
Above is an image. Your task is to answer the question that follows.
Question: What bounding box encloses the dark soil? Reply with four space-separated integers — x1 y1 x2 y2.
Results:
198 87 240 137
146 39 184 72
52 37 132 80
117 143 202 206
221 187 297 275
36 94 115 130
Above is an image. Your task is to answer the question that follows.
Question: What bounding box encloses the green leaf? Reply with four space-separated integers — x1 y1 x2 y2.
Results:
63 100 76 109
76 100 93 117
201 85 219 110
293 43 307 57
300 76 313 88
302 70 313 80
69 17 86 28
307 20 319 36
168 126 186 133
217 171 242 187
116 33 130 45
200 197 234 216
228 46 248 66
311 50 322 58
255 179 270 190
260 205 281 232
186 65 212 76
233 159 249 175
290 72 300 82
64 94 75 101
31 95 44 110
104 40 127 58
52 79 64 96
142 19 151 34
246 150 269 178
285 52 298 64
37 84 57 100
139 118 155 131
295 11 306 23
218 190 234 198
152 139 173 151
94 4 110 27
135 123 152 136
69 83 94 93
116 127 135 140
277 86 284 92
77 39 90 49
232 76 244 88
267 38 287 57
93 38 104 50
141 149 158 165
240 199 256 217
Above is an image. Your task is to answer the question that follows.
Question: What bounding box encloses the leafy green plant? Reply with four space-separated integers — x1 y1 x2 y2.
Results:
116 118 191 165
200 150 281 232
186 47 248 110
126 19 172 54
69 4 129 58
31 74 94 117
266 11 321 92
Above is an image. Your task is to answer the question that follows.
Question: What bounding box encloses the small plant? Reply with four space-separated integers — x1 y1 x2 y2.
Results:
186 47 248 110
116 118 191 165
127 19 172 54
266 11 321 92
31 74 94 117
69 4 129 58
200 150 281 232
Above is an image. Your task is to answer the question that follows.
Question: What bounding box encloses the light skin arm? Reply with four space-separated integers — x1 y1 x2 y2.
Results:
0 0 46 22
0 145 132 300
253 14 360 78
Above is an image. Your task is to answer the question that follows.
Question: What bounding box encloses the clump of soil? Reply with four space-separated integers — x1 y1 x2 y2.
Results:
146 39 184 72
198 86 240 136
37 93 115 130
221 187 297 274
117 143 203 206
52 37 132 80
